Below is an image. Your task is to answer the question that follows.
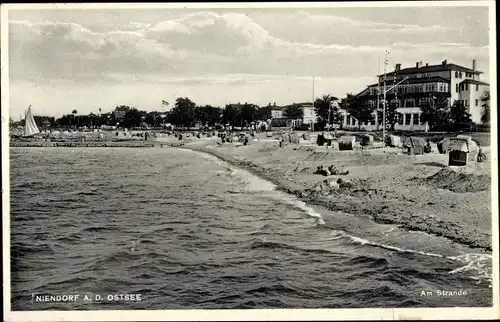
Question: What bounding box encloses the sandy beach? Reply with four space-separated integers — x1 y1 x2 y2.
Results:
157 133 492 252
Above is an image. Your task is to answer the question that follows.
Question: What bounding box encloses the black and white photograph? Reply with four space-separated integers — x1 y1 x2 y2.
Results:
2 1 498 321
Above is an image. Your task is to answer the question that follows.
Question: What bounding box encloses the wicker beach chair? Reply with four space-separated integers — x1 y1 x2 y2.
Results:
448 138 469 166
339 136 356 151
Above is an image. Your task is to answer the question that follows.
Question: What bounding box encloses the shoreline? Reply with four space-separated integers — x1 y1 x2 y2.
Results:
9 136 492 252
160 138 492 252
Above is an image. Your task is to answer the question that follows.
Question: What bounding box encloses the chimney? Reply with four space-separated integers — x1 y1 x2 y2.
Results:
395 63 401 72
425 63 429 67
442 59 447 66
472 59 476 71
416 61 423 68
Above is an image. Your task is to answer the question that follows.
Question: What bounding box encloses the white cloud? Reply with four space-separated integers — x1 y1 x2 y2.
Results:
8 10 490 84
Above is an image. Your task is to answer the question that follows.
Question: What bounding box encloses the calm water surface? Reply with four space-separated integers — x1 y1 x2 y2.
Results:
10 147 492 310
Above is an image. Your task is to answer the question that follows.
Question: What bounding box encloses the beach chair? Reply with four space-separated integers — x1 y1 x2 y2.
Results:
289 133 300 144
403 137 426 155
339 136 355 150
316 133 325 146
360 134 373 147
448 138 469 166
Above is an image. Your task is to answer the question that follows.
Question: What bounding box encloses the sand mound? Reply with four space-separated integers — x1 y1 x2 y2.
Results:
425 168 490 193
300 177 371 198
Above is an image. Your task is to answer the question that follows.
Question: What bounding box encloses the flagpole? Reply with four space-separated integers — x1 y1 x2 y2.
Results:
312 75 315 132
383 50 388 147
377 54 380 131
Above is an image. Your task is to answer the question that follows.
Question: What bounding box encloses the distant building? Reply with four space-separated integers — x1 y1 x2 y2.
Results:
298 102 317 126
40 118 51 128
113 106 130 120
344 59 489 131
270 105 285 119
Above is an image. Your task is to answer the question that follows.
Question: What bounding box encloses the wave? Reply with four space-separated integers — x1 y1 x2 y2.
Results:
81 226 121 233
273 192 326 225
174 146 327 226
329 229 493 287
250 239 336 255
227 167 277 192
447 253 493 286
344 255 389 268
11 242 55 257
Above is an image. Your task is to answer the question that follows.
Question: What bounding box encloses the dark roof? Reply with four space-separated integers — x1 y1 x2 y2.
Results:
379 63 483 77
367 76 450 88
460 79 489 86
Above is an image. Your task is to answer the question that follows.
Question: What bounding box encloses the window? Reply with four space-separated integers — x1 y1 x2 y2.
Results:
456 84 459 93
439 84 444 92
405 99 415 107
465 83 469 91
464 100 469 107
459 72 463 78
455 71 459 78
398 113 404 124
475 99 479 106
413 113 420 125
346 115 351 125
405 114 411 125
476 84 479 91
391 99 400 107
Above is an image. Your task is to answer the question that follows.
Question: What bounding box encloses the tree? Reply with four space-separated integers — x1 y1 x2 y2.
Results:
195 105 222 127
71 109 78 127
419 95 450 130
222 104 242 129
314 94 341 130
170 97 197 128
239 103 255 127
449 100 472 131
481 91 490 124
256 105 272 121
122 108 144 128
341 94 374 130
283 104 304 120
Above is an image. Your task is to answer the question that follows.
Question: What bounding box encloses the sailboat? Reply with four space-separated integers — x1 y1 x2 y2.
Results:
23 105 40 137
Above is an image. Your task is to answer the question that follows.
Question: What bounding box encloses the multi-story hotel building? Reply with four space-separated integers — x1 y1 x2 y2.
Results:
342 59 490 131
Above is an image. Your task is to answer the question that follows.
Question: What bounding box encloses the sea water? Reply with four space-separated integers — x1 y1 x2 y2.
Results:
9 147 492 310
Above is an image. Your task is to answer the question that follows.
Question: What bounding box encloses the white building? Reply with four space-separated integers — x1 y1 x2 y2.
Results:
344 59 489 131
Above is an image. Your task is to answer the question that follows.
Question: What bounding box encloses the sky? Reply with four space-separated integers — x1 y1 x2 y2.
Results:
5 3 492 118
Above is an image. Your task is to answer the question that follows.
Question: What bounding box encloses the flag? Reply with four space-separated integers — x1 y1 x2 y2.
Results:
162 100 169 106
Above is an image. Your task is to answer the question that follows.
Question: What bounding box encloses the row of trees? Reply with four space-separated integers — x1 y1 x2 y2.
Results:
20 90 489 132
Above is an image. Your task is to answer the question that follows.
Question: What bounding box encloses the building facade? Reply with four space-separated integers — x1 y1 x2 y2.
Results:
344 59 489 130
300 103 317 126
270 106 285 119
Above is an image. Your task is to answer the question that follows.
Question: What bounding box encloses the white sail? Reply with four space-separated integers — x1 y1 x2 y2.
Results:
24 105 40 136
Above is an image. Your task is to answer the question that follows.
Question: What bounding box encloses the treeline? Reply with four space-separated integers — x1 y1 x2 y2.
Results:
16 91 490 132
